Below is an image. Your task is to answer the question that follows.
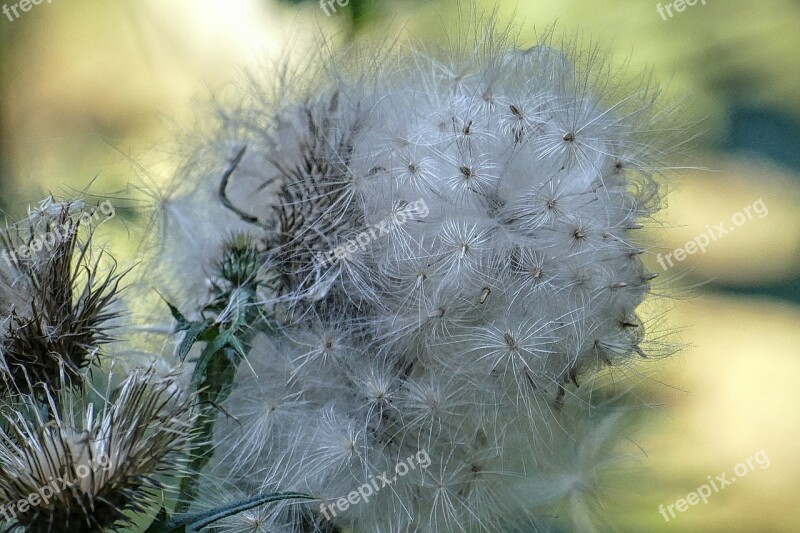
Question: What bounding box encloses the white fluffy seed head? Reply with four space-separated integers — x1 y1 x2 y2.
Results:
160 20 686 533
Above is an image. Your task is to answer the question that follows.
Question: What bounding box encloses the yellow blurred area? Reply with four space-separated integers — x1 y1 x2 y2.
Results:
621 295 800 531
1 0 798 531
473 0 800 134
2 0 321 204
647 157 800 284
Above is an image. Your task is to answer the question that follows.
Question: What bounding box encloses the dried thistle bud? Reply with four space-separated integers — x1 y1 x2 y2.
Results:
0 198 124 398
0 368 194 532
215 233 263 290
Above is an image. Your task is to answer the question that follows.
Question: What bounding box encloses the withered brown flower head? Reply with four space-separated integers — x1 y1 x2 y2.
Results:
0 198 125 398
0 368 195 532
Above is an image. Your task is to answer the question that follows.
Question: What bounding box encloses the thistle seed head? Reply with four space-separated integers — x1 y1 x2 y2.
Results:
0 368 194 532
159 21 685 532
0 199 125 398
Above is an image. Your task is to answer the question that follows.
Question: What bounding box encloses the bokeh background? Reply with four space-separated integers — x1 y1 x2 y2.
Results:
1 1 798 531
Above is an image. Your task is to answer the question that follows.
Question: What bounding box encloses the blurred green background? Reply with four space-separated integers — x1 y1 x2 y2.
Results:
1 1 798 531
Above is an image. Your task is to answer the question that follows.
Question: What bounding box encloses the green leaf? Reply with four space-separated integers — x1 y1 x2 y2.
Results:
226 334 247 361
177 327 247 513
188 328 226 393
156 291 190 331
177 319 215 361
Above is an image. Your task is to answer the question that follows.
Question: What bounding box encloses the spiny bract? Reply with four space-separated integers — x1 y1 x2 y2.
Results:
0 369 194 532
0 198 123 399
157 27 683 533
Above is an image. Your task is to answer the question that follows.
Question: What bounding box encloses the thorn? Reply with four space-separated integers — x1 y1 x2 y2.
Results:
642 273 659 281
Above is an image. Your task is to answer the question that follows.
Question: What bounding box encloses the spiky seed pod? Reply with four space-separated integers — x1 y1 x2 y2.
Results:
0 198 125 398
202 232 266 327
260 93 366 304
215 233 263 290
159 22 686 532
0 368 195 533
